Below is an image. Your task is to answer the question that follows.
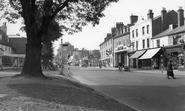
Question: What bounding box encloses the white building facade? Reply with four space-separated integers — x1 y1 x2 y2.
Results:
99 33 113 67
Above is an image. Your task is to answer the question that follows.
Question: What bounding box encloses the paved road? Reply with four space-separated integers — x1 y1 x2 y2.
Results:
70 66 185 111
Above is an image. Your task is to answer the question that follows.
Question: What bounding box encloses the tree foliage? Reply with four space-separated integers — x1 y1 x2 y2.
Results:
0 0 119 77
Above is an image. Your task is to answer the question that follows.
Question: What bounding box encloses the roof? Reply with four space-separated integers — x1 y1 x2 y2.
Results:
152 29 171 39
168 25 185 36
152 25 185 39
10 37 27 54
0 29 11 46
114 32 129 39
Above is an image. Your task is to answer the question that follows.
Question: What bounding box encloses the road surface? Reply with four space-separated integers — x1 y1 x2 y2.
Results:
70 66 185 111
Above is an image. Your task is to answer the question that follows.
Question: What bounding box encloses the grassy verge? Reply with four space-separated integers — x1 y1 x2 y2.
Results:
0 76 136 111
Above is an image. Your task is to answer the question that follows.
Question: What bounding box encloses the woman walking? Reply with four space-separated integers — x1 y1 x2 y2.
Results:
167 61 176 79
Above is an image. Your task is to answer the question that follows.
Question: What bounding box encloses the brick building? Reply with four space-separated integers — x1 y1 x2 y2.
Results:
129 7 180 69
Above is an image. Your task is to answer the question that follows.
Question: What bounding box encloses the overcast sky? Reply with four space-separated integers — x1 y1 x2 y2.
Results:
1 0 185 54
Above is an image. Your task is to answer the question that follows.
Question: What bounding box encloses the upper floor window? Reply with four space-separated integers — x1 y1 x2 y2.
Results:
142 39 145 49
136 29 138 37
157 39 160 47
119 41 121 45
147 25 149 34
132 30 134 38
133 42 135 50
5 46 7 51
142 26 145 35
0 35 2 40
136 41 138 50
147 38 150 48
123 40 125 46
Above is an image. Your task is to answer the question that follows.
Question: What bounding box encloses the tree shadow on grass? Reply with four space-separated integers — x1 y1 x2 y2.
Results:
6 83 134 111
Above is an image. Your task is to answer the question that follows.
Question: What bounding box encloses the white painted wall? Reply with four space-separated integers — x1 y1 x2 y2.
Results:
152 36 169 48
130 19 153 50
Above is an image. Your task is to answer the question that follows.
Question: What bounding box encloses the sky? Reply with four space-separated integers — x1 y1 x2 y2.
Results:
1 0 185 55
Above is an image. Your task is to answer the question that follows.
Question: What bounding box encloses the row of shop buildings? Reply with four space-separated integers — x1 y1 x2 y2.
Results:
0 22 26 68
99 7 185 70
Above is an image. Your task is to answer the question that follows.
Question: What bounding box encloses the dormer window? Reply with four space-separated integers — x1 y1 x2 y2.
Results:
7 37 9 42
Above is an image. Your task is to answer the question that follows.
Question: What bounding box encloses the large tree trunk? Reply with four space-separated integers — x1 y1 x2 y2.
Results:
20 31 45 78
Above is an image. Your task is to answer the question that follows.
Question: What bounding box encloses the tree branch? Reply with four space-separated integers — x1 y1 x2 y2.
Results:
51 0 70 19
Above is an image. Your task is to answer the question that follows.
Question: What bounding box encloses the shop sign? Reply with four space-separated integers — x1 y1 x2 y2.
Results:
115 45 128 52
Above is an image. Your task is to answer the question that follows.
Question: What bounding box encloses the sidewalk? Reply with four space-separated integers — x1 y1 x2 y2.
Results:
101 67 185 75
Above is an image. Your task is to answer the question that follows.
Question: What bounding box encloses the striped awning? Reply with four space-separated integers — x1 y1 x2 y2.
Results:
129 50 146 59
139 48 161 59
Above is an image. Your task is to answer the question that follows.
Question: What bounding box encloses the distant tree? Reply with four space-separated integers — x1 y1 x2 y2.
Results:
91 50 100 59
0 0 118 77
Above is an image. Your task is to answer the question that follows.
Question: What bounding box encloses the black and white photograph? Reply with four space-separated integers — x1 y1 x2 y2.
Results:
0 0 185 111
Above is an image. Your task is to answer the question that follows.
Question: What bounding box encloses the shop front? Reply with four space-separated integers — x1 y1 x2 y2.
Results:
0 52 25 68
129 50 146 68
114 45 129 67
163 44 185 70
139 48 162 69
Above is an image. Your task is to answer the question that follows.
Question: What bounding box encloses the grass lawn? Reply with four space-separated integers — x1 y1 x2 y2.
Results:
0 76 136 111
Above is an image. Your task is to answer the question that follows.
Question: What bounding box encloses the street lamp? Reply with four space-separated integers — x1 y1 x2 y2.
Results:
60 38 68 75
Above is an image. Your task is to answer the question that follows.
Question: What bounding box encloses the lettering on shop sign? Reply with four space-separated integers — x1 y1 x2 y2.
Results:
116 46 127 51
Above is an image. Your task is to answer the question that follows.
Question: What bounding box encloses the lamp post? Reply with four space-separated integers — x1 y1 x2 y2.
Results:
59 38 68 75
60 38 63 75
182 44 185 70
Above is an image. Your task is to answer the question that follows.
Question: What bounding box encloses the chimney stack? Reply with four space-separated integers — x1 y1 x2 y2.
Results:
111 27 117 37
116 22 124 34
161 7 168 31
107 33 112 38
0 22 7 34
130 14 138 25
147 9 154 19
177 6 184 27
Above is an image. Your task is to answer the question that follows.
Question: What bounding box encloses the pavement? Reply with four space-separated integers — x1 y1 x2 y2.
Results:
100 67 185 76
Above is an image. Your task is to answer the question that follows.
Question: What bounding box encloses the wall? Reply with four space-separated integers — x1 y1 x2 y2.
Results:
153 36 169 47
130 19 152 50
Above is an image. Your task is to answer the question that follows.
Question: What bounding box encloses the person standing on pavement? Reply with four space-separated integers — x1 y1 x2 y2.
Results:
118 60 122 71
167 61 176 79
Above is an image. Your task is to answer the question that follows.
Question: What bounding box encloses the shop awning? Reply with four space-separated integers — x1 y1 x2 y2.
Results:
139 48 161 59
129 50 146 59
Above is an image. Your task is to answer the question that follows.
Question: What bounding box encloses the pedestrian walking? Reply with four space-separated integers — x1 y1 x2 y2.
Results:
118 60 122 71
167 61 176 79
99 62 102 68
161 59 164 73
